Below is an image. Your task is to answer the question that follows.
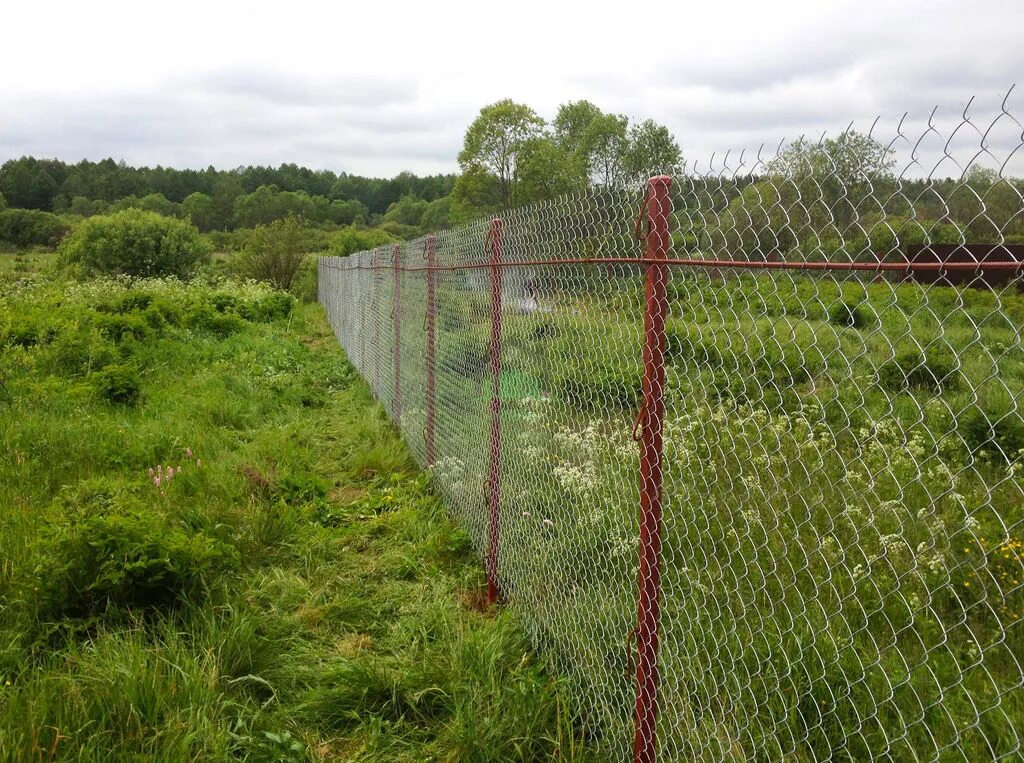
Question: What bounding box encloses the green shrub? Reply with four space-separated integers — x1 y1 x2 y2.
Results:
93 313 150 342
112 292 153 314
558 367 640 410
960 406 1024 461
146 299 183 327
236 216 310 291
878 349 959 393
328 226 398 257
58 209 210 278
38 508 236 619
0 208 70 248
93 364 142 405
184 305 244 337
45 330 116 377
829 300 873 329
4 318 55 348
237 293 294 322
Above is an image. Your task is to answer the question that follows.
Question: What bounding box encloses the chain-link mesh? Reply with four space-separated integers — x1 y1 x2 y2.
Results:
319 93 1024 761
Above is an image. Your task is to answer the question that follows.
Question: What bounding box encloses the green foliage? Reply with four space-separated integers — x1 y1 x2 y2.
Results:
38 506 236 618
382 194 429 227
329 226 399 257
960 405 1024 461
878 348 959 393
236 215 309 291
93 312 150 342
558 366 640 410
181 192 216 232
829 299 873 329
184 304 245 337
237 292 294 322
93 364 142 405
0 279 580 759
420 196 452 231
0 208 70 248
59 209 209 277
455 99 546 215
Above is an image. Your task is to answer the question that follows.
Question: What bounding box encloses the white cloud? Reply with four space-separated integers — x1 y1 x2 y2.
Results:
0 0 1020 178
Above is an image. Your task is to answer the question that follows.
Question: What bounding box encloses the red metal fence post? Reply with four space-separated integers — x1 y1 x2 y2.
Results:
425 235 437 467
393 244 402 423
633 176 673 763
373 249 382 400
486 218 504 605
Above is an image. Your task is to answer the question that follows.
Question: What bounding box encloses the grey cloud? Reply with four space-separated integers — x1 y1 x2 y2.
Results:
182 69 418 109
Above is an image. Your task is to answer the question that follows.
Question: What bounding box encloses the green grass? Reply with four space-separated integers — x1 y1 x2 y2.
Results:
369 266 1024 760
0 274 587 761
0 250 57 276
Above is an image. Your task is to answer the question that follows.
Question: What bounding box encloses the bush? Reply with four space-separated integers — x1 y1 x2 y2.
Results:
558 367 640 411
58 209 210 278
329 226 398 257
38 508 236 618
93 364 142 405
0 208 70 248
184 305 244 337
93 313 150 342
237 215 309 290
45 329 117 377
3 317 55 348
960 406 1024 461
878 349 959 393
829 300 873 329
237 293 294 322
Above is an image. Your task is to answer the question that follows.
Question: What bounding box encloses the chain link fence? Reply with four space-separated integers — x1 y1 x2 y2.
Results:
319 93 1024 761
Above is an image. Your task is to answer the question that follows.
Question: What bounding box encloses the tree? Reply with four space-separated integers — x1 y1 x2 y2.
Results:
383 195 429 227
0 157 62 210
329 227 399 257
237 215 308 290
557 103 684 188
421 197 452 231
181 192 217 232
454 100 545 215
553 100 603 153
59 209 209 277
0 209 70 248
516 136 587 202
0 192 6 212
451 166 504 222
580 112 630 186
768 131 895 232
624 120 683 183
211 173 244 230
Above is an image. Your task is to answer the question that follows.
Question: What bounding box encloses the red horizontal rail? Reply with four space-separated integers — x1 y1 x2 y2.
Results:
323 256 1024 275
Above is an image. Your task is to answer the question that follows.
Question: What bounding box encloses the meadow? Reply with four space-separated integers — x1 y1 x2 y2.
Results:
0 267 587 761
353 262 1024 760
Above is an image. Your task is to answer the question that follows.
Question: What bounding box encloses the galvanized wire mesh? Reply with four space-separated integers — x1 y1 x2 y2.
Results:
319 93 1024 761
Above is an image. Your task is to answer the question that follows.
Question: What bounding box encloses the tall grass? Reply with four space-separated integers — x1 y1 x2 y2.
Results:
0 272 587 761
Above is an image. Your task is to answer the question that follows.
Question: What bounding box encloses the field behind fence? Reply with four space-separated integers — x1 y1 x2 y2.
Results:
319 96 1024 761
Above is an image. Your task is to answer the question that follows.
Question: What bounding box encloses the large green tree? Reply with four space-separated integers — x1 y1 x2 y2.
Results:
454 100 545 217
625 119 684 182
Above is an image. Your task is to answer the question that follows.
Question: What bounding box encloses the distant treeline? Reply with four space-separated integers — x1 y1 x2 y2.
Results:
0 156 456 232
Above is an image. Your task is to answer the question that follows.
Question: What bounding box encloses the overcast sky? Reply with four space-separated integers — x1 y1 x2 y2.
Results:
1 0 1021 178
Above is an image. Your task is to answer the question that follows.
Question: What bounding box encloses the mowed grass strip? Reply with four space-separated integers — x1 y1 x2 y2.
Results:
0 275 587 762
